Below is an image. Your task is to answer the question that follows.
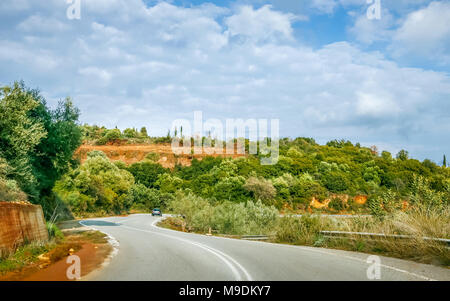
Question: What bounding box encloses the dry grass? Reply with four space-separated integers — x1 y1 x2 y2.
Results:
275 207 450 266
333 207 450 265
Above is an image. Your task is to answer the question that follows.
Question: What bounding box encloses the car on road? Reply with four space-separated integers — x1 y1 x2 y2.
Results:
152 208 162 216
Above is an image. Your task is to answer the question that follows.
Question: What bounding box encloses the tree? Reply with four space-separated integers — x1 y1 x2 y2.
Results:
30 96 83 197
140 127 148 137
98 128 122 144
127 184 162 209
0 157 27 202
128 161 167 188
0 82 46 198
54 151 134 214
243 176 276 204
444 155 447 167
123 128 138 138
396 150 409 161
213 176 248 202
381 151 392 161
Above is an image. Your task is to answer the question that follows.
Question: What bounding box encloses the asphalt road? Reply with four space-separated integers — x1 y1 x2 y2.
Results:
80 214 450 281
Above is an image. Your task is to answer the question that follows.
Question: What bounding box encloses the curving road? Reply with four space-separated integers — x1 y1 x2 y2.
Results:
80 214 450 281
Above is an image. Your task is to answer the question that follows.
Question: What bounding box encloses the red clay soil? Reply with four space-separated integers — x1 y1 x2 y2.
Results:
1 242 111 281
74 143 246 168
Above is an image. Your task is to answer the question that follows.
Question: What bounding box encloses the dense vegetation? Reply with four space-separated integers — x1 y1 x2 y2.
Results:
1 82 449 264
2 82 449 221
56 123 450 219
0 82 82 218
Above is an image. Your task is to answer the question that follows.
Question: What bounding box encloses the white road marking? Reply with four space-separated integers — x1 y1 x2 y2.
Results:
78 221 120 268
81 215 440 281
150 218 253 281
294 247 436 281
120 223 252 281
151 215 438 281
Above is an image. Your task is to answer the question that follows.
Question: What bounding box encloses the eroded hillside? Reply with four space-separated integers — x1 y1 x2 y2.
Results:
74 143 245 168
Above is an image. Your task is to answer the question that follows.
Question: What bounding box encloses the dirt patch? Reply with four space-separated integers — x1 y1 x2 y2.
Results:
74 143 246 168
0 230 112 281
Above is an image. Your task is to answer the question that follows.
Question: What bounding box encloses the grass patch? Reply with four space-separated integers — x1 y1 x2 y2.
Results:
0 242 53 274
274 207 450 266
76 230 109 244
0 229 110 276
158 216 185 231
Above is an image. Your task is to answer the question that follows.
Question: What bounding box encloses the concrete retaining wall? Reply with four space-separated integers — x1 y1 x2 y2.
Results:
0 202 49 257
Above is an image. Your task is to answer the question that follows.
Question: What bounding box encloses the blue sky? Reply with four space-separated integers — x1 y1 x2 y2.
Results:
0 0 449 162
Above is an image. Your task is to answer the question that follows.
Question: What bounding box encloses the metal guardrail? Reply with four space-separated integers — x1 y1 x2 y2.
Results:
241 235 270 241
280 214 372 219
320 230 450 245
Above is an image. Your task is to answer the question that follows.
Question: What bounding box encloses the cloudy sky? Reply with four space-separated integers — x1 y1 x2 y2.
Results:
0 0 449 162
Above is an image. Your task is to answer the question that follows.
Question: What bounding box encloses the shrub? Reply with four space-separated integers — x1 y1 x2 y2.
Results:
46 222 64 240
0 178 27 202
409 175 444 211
321 171 350 192
275 215 326 245
54 151 134 215
213 176 248 202
155 173 183 193
128 184 162 210
123 128 139 138
291 173 327 204
212 202 247 234
328 197 346 212
167 193 279 235
244 200 279 234
97 129 123 145
145 152 160 162
128 161 167 188
243 177 276 205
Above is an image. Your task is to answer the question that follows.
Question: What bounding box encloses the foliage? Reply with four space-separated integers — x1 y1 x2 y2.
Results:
140 127 148 137
168 193 278 235
97 129 123 145
396 150 409 161
127 161 167 188
409 175 444 211
328 197 346 211
0 82 81 218
243 176 276 204
145 152 160 162
46 222 64 240
275 215 327 245
54 151 134 215
0 82 46 198
127 183 170 211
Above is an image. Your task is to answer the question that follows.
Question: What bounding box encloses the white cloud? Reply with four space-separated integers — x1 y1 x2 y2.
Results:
78 67 112 85
391 1 450 65
348 8 395 45
225 5 302 43
0 0 449 161
310 0 338 14
17 15 69 33
356 92 399 117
